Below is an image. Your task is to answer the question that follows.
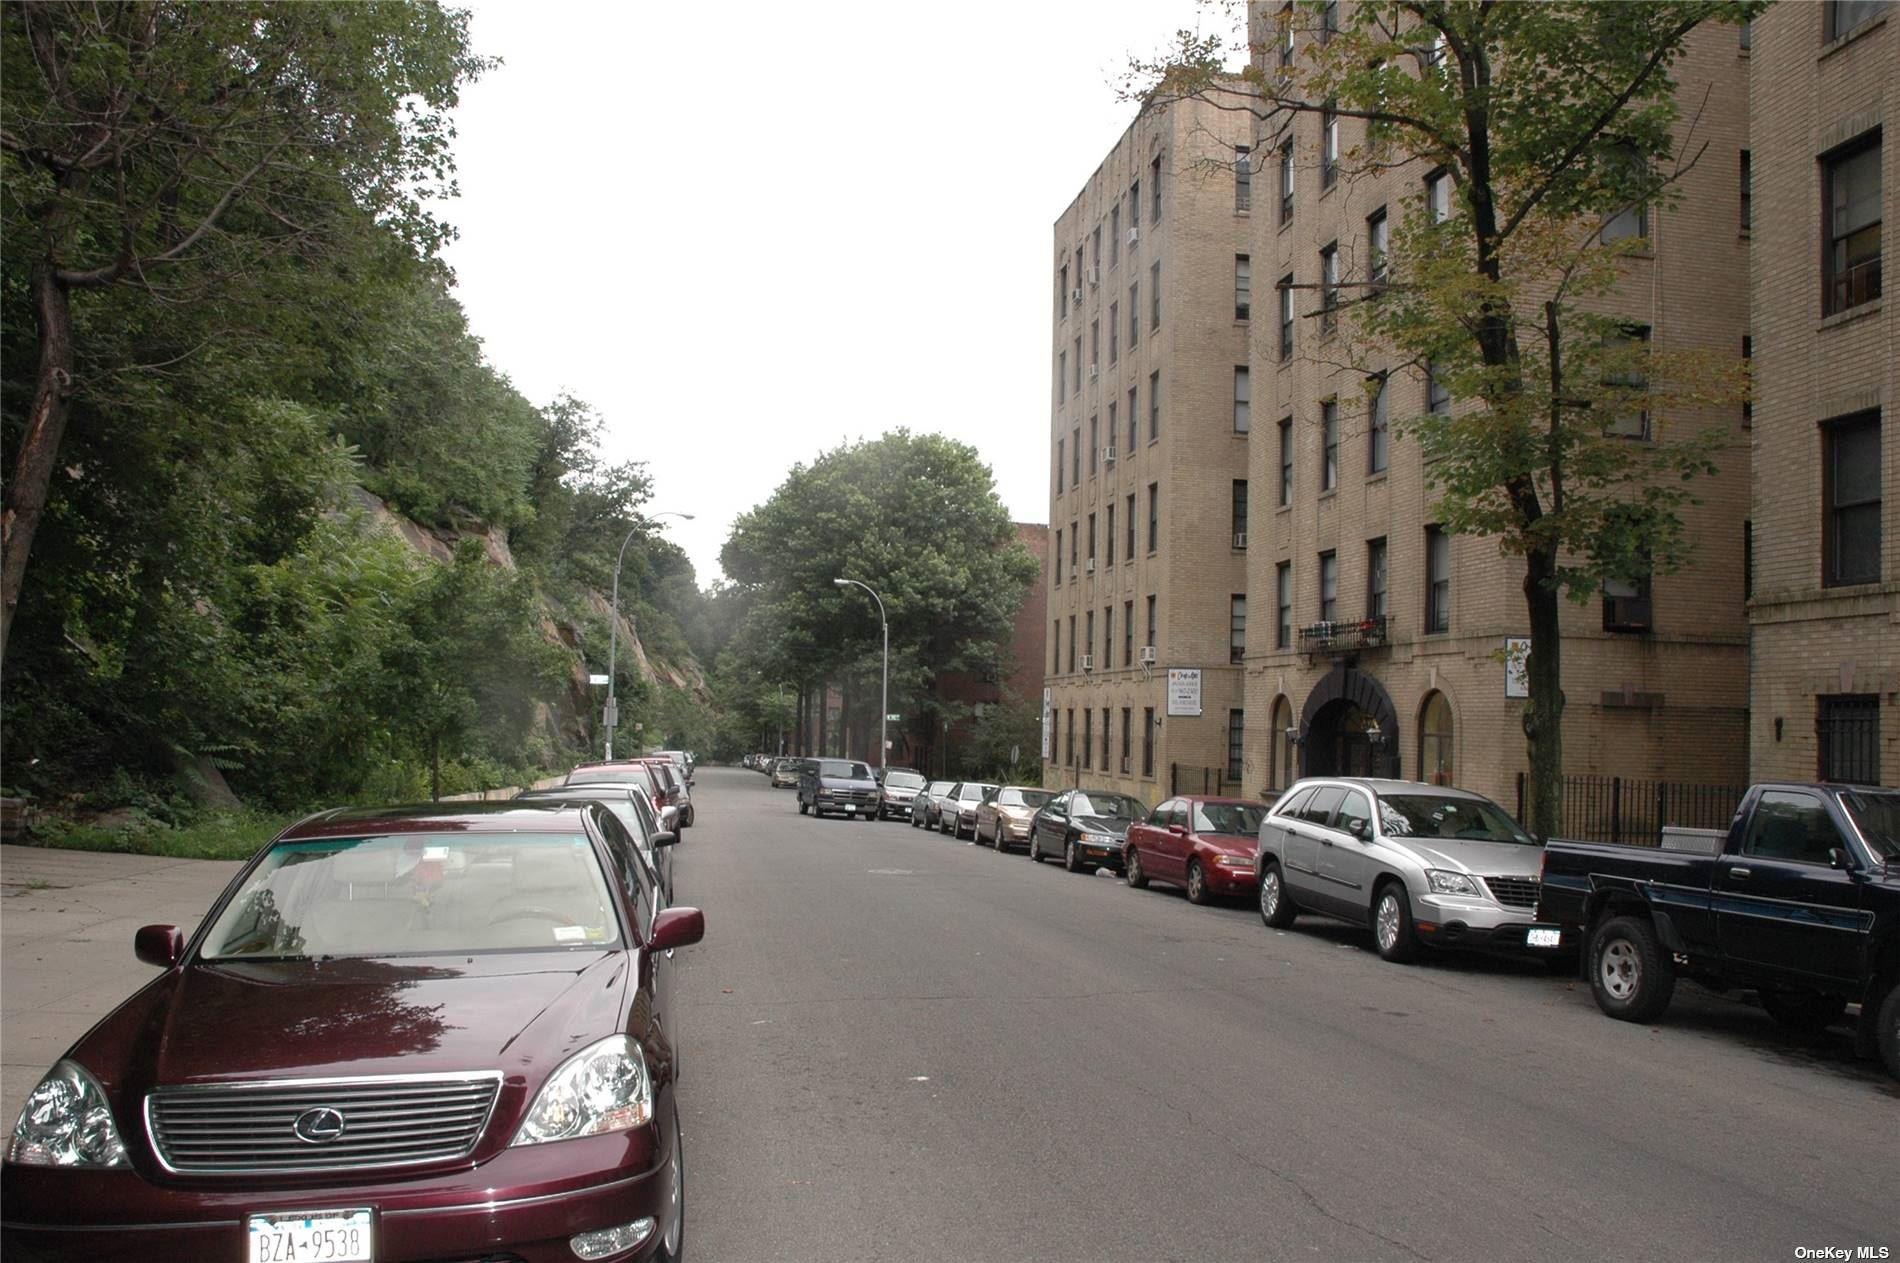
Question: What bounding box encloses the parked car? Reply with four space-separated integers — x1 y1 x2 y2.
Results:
977 786 1055 852
637 758 694 828
1538 781 1900 1079
875 765 923 785
1028 789 1147 873
517 781 679 899
563 760 680 834
1125 796 1270 904
878 769 929 820
1256 778 1560 965
2 801 701 1262
798 758 881 819
771 757 810 789
940 782 999 838
652 749 694 786
912 780 957 830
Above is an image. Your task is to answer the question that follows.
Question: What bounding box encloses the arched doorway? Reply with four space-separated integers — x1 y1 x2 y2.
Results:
1418 691 1455 786
1300 667 1400 779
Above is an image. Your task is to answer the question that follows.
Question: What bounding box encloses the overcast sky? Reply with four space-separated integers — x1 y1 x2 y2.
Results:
441 0 1214 587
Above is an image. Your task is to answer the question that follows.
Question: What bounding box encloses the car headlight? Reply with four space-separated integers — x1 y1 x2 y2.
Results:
1215 854 1253 867
512 1035 652 1146
7 1060 128 1167
1426 870 1482 897
1081 832 1116 846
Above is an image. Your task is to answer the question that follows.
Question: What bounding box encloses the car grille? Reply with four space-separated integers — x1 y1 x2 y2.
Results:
147 1073 502 1174
1482 875 1541 909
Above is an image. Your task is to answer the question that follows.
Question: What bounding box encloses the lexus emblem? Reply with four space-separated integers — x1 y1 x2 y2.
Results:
292 1107 348 1144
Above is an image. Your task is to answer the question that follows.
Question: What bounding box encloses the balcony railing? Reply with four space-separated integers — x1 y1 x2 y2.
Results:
1827 255 1881 315
1298 615 1389 657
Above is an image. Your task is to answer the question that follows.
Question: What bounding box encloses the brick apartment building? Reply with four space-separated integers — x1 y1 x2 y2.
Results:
1044 12 1767 812
1746 0 1896 786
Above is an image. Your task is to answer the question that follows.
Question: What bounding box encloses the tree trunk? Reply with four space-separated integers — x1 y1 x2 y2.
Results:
816 677 829 757
1522 546 1565 841
430 735 442 802
1 266 78 666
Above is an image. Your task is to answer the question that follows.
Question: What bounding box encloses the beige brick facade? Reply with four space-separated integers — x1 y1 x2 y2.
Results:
1746 1 1898 787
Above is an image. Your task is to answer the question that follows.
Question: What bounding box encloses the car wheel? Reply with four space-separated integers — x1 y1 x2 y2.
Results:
1588 915 1676 1023
1259 862 1298 928
1186 859 1211 906
1125 846 1148 888
1027 834 1042 863
798 800 808 816
1064 839 1084 873
656 1114 685 1263
1371 882 1419 963
1759 989 1849 1032
1877 982 1900 1082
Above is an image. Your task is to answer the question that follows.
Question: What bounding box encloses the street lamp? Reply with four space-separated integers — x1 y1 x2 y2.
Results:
606 511 695 760
833 577 888 775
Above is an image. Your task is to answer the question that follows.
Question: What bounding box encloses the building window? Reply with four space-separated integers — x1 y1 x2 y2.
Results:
1234 367 1251 434
1602 325 1651 439
1280 142 1295 224
1269 695 1294 791
1082 709 1092 769
1151 154 1163 221
1123 600 1134 666
1085 611 1095 664
1321 399 1339 491
1067 614 1077 672
1087 512 1097 566
1072 428 1081 485
1105 502 1116 567
1279 275 1295 360
1827 1 1889 41
1110 204 1121 268
1059 265 1069 318
1102 706 1112 771
1121 707 1133 774
1320 243 1339 333
1142 707 1156 777
1089 417 1099 477
1235 254 1252 321
1321 102 1339 189
1232 479 1249 548
1107 403 1117 462
1425 526 1451 633
1125 493 1136 558
1092 225 1101 273
1069 523 1077 574
1235 144 1253 211
1740 18 1752 49
1278 2 1295 69
1366 537 1388 618
1320 0 1339 42
1318 551 1338 622
1147 482 1160 553
1066 709 1075 765
1744 520 1753 601
1367 209 1389 288
1130 179 1140 228
1276 562 1292 649
1227 710 1246 781
1278 417 1294 505
1742 336 1752 426
1739 150 1751 233
1057 353 1066 405
1073 337 1082 393
1426 168 1450 223
1129 284 1140 348
1052 620 1060 673
1109 303 1119 364
1602 536 1653 632
1419 691 1454 786
1818 695 1880 784
1056 438 1065 494
1054 537 1063 585
1090 319 1099 372
1599 142 1649 244
1426 359 1451 415
1230 595 1247 664
1128 386 1138 448
1150 261 1162 330
1824 136 1881 315
1149 370 1161 440
1825 410 1882 586
1367 373 1389 473
1146 594 1157 652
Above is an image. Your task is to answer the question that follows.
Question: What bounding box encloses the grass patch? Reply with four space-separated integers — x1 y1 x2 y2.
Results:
22 809 296 861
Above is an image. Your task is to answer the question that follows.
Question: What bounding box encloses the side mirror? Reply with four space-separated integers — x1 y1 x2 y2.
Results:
1167 823 1188 836
651 830 679 849
1346 818 1370 839
1827 846 1851 871
136 924 184 969
648 907 705 953
659 805 680 832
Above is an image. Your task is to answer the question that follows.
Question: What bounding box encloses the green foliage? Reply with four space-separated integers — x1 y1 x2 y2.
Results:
961 695 1044 784
26 810 298 863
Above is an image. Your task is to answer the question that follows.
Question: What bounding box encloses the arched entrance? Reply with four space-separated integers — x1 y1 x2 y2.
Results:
1300 666 1400 779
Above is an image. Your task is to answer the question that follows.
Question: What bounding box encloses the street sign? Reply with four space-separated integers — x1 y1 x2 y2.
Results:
1166 668 1203 717
602 697 618 728
588 673 610 686
1041 689 1053 759
886 713 901 722
1504 638 1530 698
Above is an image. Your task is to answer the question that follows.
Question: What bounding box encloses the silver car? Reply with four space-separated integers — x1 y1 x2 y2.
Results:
1255 778 1560 963
912 780 957 830
878 769 928 820
940 782 999 839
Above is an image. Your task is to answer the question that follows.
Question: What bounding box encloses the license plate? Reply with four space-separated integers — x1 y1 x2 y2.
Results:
248 1209 373 1263
845 805 856 814
1526 927 1562 949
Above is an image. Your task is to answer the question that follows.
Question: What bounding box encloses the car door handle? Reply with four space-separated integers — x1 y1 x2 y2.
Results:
1318 836 1333 847
1728 867 1750 880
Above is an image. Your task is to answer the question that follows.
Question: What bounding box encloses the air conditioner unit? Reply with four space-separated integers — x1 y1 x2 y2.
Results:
1102 446 1117 464
1087 267 1101 287
1089 363 1099 379
1139 645 1158 665
1127 226 1140 245
1233 531 1248 549
1086 558 1096 573
1081 654 1095 672
1071 286 1084 306
1604 594 1653 632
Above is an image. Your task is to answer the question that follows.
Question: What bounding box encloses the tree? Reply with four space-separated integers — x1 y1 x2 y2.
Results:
1133 0 1755 839
0 0 491 662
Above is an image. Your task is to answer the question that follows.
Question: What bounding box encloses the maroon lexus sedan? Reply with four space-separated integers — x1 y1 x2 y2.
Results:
1123 795 1271 904
3 801 702 1263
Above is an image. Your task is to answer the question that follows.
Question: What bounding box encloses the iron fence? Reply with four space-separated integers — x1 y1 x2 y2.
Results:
1516 773 1746 846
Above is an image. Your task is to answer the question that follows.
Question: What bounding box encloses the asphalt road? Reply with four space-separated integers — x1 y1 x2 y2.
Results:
672 767 1895 1263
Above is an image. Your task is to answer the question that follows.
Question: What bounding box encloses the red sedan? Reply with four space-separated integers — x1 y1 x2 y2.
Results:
1123 795 1271 905
3 802 700 1263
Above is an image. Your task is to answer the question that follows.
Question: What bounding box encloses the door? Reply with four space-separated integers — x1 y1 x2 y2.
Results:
1713 790 1869 986
1160 799 1194 880
1282 785 1343 902
1130 800 1172 876
1038 793 1071 852
1318 788 1377 903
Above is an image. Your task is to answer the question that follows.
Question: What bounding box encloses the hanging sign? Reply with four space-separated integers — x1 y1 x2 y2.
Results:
1167 668 1203 717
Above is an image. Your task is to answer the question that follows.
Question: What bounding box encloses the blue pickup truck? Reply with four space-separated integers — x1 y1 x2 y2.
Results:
1536 781 1900 1080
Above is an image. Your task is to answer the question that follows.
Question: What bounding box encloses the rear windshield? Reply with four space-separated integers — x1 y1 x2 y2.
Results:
884 772 926 789
961 783 997 800
1072 792 1144 819
567 767 651 788
1842 790 1900 858
819 760 873 780
202 834 620 960
1379 794 1536 845
1194 803 1267 835
999 789 1054 809
928 782 953 795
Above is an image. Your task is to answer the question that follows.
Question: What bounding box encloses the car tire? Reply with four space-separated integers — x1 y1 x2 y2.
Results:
1876 982 1900 1082
1588 914 1676 1023
1125 846 1149 888
1759 989 1849 1032
1186 859 1210 906
1371 881 1420 964
1027 835 1042 863
1064 839 1084 873
798 801 808 816
656 1114 685 1263
1258 862 1298 928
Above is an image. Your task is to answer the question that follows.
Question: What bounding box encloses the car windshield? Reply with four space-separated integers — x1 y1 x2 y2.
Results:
1841 790 1900 858
1194 803 1267 835
523 792 646 841
1379 794 1537 845
819 760 872 779
885 772 926 789
201 833 621 960
1000 789 1054 809
1073 792 1143 819
566 767 651 788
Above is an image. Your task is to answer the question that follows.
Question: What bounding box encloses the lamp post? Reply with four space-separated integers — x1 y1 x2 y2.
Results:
833 577 888 775
606 511 694 760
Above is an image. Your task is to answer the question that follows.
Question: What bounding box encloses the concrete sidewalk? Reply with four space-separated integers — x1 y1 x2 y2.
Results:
0 844 241 1137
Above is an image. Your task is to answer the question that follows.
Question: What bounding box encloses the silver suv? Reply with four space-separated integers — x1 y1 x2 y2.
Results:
1255 778 1558 963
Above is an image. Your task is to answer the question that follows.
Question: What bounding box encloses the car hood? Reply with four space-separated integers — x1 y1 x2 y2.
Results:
819 776 876 790
1195 832 1256 857
882 786 919 798
1382 836 1544 877
1074 815 1133 839
80 953 630 1097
